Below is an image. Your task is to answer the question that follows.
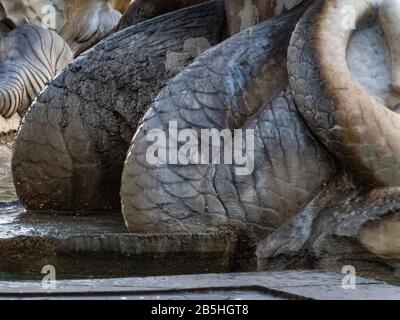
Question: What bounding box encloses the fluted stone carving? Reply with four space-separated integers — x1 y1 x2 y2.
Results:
0 0 123 55
0 25 72 118
0 0 123 129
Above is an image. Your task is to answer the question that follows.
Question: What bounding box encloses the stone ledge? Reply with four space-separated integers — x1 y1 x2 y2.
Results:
0 271 399 300
0 203 243 276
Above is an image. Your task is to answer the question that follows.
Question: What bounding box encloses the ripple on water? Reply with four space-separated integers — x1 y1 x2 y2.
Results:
0 202 126 239
0 203 35 238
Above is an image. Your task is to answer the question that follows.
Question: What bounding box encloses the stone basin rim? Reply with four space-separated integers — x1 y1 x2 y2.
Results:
0 271 399 300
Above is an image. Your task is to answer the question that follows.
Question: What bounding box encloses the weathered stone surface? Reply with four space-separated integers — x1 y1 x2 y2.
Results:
0 115 20 204
0 25 73 118
121 3 334 238
0 203 239 276
256 0 400 275
119 0 400 272
254 0 400 275
56 0 122 55
0 0 123 56
0 271 399 300
0 138 17 203
12 0 226 213
256 176 400 279
10 0 400 277
224 0 305 35
117 0 207 31
288 0 400 187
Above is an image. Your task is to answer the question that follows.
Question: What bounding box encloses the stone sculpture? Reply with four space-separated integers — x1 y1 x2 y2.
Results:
0 0 123 55
12 0 400 271
0 25 72 118
13 0 226 212
0 0 128 132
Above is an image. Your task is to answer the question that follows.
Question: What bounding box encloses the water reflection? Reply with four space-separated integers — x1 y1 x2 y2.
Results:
0 203 34 238
0 202 125 239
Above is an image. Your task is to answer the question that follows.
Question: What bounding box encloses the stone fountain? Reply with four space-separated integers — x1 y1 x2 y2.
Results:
0 0 400 290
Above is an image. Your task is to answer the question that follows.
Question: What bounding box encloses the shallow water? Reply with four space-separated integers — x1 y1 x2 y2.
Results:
0 272 117 282
0 202 126 239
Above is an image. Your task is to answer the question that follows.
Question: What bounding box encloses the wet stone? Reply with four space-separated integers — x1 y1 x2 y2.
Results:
0 203 240 277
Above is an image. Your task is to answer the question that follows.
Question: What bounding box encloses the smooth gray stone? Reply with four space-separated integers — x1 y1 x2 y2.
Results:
0 271 398 300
